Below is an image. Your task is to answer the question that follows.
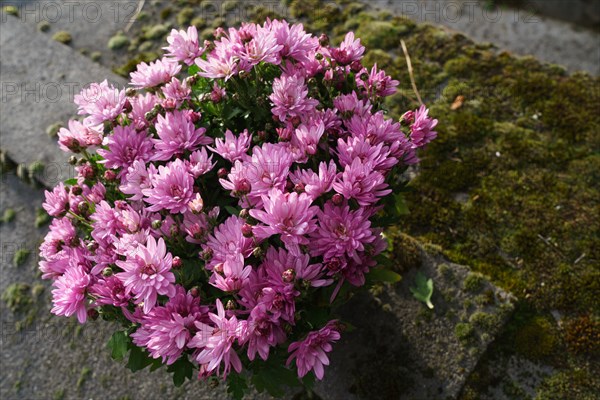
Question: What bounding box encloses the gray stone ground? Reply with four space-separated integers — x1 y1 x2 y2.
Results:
1 1 594 399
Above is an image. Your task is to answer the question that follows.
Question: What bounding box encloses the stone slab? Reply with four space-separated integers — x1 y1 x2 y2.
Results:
315 241 515 400
0 15 126 187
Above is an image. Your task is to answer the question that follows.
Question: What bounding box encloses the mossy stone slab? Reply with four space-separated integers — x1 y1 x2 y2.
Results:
0 16 126 187
315 242 514 400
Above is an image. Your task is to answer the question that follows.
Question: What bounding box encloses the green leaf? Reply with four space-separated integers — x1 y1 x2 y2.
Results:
188 64 200 75
410 272 434 309
252 361 300 397
126 343 157 372
224 206 240 216
368 268 402 283
394 193 410 215
107 331 129 361
167 357 194 387
64 178 78 186
226 373 248 400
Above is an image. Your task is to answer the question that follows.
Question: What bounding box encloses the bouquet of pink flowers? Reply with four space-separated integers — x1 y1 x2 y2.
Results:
39 19 437 396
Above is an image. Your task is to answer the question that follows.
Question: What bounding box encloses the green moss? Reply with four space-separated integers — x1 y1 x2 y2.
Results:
536 368 600 400
464 273 485 293
144 24 168 40
177 7 195 26
52 31 72 45
190 17 206 29
563 315 600 357
91 52 102 62
113 52 160 77
13 249 30 267
223 0 239 12
160 8 173 20
2 283 32 312
455 322 474 342
76 366 92 389
469 312 500 331
108 33 130 50
515 316 557 360
52 388 66 400
46 122 62 138
35 207 50 228
37 21 51 33
356 20 411 50
2 5 19 16
1 208 16 223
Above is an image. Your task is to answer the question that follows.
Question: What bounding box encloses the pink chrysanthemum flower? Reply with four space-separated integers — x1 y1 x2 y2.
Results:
409 105 438 148
116 236 176 314
51 264 92 323
74 80 126 126
131 286 208 365
189 299 246 378
120 160 157 201
267 20 319 63
97 125 154 172
241 24 283 66
250 189 318 252
129 92 158 130
142 159 195 214
90 275 132 307
90 200 125 243
292 121 325 162
162 77 191 108
269 74 319 122
203 216 254 270
43 182 69 217
336 136 397 172
245 143 294 199
310 202 376 263
333 92 372 119
153 110 211 160
187 147 216 178
332 158 391 206
287 321 340 379
210 255 252 293
130 58 182 88
330 32 365 66
57 120 102 153
209 129 252 162
164 27 203 65
262 247 331 288
243 303 287 361
290 160 337 200
357 63 399 98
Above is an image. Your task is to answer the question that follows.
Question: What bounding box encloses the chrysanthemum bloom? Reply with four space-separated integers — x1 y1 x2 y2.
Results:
332 158 392 206
120 160 156 201
97 125 154 172
189 299 246 378
90 275 132 307
250 189 318 252
162 78 192 108
292 121 325 161
131 286 208 365
409 105 438 148
116 236 176 313
290 160 337 200
241 24 283 66
57 120 102 152
129 92 158 130
51 264 91 323
243 303 287 361
142 159 195 214
267 20 318 63
187 148 216 178
89 200 125 242
356 63 399 98
333 92 372 119
43 182 69 217
39 218 78 261
336 136 397 172
330 32 365 66
164 27 203 65
74 79 126 126
209 129 252 162
286 320 341 379
310 202 376 263
269 74 319 122
210 255 252 293
153 110 211 160
130 58 182 88
203 216 254 270
262 247 331 287
244 143 294 201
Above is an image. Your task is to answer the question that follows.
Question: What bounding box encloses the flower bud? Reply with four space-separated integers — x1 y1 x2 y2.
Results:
332 193 344 205
77 202 90 215
294 183 305 193
225 300 237 310
190 287 199 297
151 219 162 230
87 241 99 252
71 185 83 196
102 267 113 277
68 156 78 165
172 256 183 269
217 168 229 179
202 248 213 261
350 60 363 73
236 179 251 195
87 309 99 321
282 269 296 283
125 88 137 97
103 170 116 181
241 223 253 238
318 33 329 47
239 208 249 219
188 193 204 214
